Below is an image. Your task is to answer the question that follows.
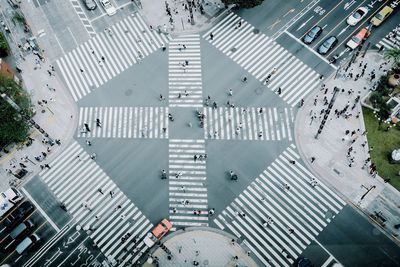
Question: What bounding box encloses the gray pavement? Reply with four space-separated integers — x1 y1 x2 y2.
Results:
144 227 257 267
295 51 400 240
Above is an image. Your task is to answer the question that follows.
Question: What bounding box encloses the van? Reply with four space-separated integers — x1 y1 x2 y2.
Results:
15 234 40 255
10 220 35 240
4 201 34 229
370 6 393 26
0 187 23 218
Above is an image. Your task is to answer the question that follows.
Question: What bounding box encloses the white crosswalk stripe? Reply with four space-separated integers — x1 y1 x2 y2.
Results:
39 141 152 265
168 139 209 230
376 24 400 51
214 144 346 266
69 0 96 38
56 13 171 102
203 107 293 141
77 107 169 138
203 13 320 107
168 35 203 107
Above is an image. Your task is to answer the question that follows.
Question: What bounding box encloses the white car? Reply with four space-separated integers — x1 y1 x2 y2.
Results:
100 0 117 16
346 7 368 26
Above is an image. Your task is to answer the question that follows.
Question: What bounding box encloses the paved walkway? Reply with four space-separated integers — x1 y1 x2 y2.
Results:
143 227 257 266
0 2 77 192
295 51 400 240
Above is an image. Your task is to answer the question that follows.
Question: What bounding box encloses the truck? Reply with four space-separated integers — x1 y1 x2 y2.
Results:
0 187 23 218
143 219 172 248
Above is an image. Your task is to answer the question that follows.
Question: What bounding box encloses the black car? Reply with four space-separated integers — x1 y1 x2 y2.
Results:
4 201 35 229
303 26 323 44
318 36 338 55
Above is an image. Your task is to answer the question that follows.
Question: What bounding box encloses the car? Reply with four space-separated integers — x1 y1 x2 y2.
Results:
346 7 369 26
83 0 97 10
100 0 117 16
370 6 393 27
303 26 323 44
15 234 40 255
317 36 338 55
143 219 172 247
4 201 34 229
346 28 369 49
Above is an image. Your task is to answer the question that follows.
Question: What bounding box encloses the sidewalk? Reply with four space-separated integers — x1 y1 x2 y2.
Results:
138 0 226 36
143 227 257 267
0 3 77 192
295 51 400 240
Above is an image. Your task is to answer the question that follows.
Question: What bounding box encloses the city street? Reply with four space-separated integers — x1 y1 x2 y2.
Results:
1 0 400 266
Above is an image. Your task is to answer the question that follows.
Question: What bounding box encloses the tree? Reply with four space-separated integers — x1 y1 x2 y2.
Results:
0 32 9 57
384 48 400 68
222 0 264 8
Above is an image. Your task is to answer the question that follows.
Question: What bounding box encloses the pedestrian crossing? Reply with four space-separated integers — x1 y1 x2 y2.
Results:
69 0 96 38
77 106 169 138
376 24 400 51
214 144 346 266
39 141 152 265
203 12 320 107
203 107 294 141
168 139 209 230
56 13 171 102
168 35 203 107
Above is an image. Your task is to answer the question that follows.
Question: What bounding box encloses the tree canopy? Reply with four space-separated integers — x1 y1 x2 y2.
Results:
384 48 400 68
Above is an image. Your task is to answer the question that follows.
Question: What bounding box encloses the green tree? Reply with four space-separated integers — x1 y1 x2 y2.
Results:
222 0 264 8
0 74 32 148
384 48 400 68
0 32 9 57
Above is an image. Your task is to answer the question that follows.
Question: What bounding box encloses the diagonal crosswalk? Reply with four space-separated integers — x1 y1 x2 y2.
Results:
214 144 346 266
376 24 400 51
168 35 203 107
39 141 152 265
56 13 171 102
168 139 209 230
77 106 169 138
203 12 320 107
203 107 294 141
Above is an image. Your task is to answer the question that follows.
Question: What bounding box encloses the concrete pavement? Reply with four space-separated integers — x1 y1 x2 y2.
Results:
144 227 258 266
295 51 400 240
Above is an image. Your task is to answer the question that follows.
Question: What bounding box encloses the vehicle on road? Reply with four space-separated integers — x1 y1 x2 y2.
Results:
15 233 40 255
346 28 370 49
83 0 97 10
143 219 172 247
4 201 34 229
100 0 117 16
298 257 313 267
370 6 393 26
317 36 338 55
302 26 323 44
347 7 369 26
0 187 23 218
3 220 35 252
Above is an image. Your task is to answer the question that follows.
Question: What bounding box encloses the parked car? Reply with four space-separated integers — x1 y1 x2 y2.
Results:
317 36 338 55
143 219 172 247
100 0 117 16
83 0 97 10
370 6 393 26
4 201 34 229
15 234 40 255
347 7 369 26
302 26 323 44
346 28 370 49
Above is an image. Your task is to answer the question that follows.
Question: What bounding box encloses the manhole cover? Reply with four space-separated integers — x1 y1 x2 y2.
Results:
253 29 260 34
230 47 237 53
125 89 133 96
255 87 264 95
